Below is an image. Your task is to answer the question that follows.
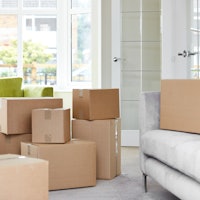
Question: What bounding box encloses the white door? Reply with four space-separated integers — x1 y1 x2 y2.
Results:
162 0 199 79
112 0 161 146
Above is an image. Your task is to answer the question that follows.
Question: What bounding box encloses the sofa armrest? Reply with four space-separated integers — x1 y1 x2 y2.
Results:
139 92 160 136
23 86 53 97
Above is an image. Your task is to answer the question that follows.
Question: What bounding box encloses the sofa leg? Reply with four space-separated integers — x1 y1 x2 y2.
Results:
143 173 147 192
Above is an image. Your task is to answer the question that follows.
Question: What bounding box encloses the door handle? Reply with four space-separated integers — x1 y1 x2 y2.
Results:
113 57 122 62
178 50 187 57
187 51 198 57
178 50 198 57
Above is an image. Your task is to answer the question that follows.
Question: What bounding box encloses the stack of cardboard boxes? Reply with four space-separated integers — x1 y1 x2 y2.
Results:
0 88 121 197
0 97 63 154
0 97 63 199
72 89 121 180
21 106 96 190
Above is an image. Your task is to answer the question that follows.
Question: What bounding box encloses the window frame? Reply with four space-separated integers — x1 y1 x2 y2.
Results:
0 0 92 91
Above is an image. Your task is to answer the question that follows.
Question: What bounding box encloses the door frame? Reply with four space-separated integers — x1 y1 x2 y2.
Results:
111 0 139 146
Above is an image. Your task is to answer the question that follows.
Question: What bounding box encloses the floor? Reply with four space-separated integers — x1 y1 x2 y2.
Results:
49 147 180 200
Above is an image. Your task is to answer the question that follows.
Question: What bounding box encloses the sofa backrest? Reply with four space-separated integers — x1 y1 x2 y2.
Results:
0 77 24 97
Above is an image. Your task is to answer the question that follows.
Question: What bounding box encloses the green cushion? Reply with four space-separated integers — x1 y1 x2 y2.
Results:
23 86 53 97
0 77 23 97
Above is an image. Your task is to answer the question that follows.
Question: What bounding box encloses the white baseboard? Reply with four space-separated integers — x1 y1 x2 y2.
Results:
121 130 139 147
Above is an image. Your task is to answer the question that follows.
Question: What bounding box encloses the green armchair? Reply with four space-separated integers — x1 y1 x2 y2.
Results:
0 77 53 97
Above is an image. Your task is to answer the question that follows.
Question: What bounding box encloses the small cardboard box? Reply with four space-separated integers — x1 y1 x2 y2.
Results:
73 89 120 120
0 154 48 200
160 79 200 133
32 108 70 143
0 132 31 154
21 140 96 190
0 97 63 134
72 119 121 179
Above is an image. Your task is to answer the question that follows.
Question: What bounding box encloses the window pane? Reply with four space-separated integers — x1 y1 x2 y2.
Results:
23 0 57 8
40 0 56 8
71 13 91 82
71 0 91 9
0 0 18 8
0 15 17 77
23 15 57 85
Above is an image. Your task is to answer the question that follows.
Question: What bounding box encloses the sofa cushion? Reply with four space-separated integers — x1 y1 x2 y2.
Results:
141 130 200 183
23 86 53 97
0 77 23 97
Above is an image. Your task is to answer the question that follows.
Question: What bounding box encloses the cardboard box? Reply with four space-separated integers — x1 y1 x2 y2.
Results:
0 97 63 134
160 79 200 133
72 119 121 179
21 140 96 190
0 132 31 154
0 154 48 200
73 89 120 120
32 108 70 143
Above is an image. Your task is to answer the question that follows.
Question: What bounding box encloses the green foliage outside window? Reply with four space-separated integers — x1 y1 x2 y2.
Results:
0 40 52 65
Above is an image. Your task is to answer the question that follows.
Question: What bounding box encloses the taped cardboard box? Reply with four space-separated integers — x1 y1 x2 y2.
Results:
0 97 63 134
72 119 121 179
32 108 70 143
0 132 31 154
0 154 48 200
160 79 200 133
73 89 120 120
21 139 96 190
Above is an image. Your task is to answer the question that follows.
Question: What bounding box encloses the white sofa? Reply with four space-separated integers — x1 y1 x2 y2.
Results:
139 91 200 200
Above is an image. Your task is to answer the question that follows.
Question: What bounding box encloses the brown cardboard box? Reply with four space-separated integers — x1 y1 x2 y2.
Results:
160 79 200 133
72 119 121 179
0 132 31 154
21 139 96 190
0 97 63 134
32 108 70 143
73 89 120 120
0 154 48 200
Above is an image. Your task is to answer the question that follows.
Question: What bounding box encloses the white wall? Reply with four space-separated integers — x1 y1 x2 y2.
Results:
54 91 72 110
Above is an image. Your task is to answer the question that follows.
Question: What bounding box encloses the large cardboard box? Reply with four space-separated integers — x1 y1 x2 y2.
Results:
0 154 48 200
160 79 200 133
73 89 120 120
0 132 31 154
21 140 96 190
72 119 121 179
0 97 63 134
32 108 70 143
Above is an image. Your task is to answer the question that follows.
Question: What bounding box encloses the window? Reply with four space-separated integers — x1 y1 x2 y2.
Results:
0 0 92 89
70 0 91 83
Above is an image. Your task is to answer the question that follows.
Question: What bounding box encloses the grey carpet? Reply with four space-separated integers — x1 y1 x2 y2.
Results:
49 147 180 200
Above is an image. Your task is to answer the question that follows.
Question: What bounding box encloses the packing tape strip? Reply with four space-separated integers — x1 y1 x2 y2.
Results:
115 119 119 175
27 144 31 155
79 89 83 97
115 119 119 155
44 109 51 120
